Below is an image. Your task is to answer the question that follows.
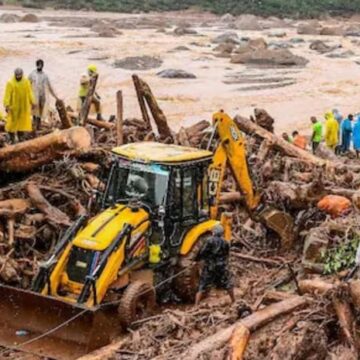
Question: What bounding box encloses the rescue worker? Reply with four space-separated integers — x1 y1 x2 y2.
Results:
353 115 360 158
341 114 353 153
282 132 293 143
324 111 339 151
311 116 322 154
292 131 307 150
79 64 103 121
3 68 35 143
28 59 59 131
195 224 235 305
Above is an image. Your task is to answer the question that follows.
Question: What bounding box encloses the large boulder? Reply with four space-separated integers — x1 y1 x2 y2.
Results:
157 69 196 79
21 13 40 23
297 21 322 35
234 38 268 54
220 13 235 23
309 40 338 54
173 26 197 36
326 49 355 59
320 26 344 36
268 29 287 38
91 22 121 38
0 13 20 23
214 43 236 57
212 31 240 44
114 56 163 70
231 48 308 67
233 14 263 31
345 24 360 37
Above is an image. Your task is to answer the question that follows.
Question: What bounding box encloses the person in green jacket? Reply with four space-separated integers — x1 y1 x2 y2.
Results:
311 116 323 154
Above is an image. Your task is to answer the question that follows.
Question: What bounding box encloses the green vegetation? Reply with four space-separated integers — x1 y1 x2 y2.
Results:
15 0 360 17
322 237 360 275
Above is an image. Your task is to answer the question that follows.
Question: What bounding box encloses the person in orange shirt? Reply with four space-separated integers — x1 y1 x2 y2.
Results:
292 131 307 150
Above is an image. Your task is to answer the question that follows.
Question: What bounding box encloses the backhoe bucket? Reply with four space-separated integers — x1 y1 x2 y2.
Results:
0 285 121 359
260 208 295 249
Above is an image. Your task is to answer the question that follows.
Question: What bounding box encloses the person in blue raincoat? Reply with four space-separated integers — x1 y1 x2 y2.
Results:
341 114 353 153
353 115 360 158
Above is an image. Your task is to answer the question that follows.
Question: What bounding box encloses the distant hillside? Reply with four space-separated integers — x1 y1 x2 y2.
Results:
17 0 360 17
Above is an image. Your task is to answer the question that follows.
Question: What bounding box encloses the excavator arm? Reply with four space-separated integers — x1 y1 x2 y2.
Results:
209 112 260 219
209 111 294 249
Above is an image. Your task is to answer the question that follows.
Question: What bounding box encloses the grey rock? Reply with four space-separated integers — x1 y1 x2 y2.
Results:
157 69 196 79
114 56 163 70
212 32 240 45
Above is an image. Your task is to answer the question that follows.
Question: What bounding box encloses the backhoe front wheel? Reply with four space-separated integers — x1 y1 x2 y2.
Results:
173 234 209 303
118 281 156 329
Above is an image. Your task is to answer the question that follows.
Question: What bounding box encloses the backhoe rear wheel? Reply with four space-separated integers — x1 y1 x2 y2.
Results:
118 281 156 329
173 234 209 303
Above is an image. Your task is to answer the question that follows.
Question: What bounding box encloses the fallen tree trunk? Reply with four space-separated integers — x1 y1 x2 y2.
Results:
26 182 71 226
181 296 308 360
56 99 73 129
132 74 151 129
133 75 173 141
0 127 91 173
298 279 336 295
26 183 71 226
234 115 326 166
68 112 115 130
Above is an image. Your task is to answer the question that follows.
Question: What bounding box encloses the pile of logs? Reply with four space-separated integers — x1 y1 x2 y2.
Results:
2 74 360 360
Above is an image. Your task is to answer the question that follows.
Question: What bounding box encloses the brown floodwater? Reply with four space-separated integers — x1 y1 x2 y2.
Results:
0 6 359 136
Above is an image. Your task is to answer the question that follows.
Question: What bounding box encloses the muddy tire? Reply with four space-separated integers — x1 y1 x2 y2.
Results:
118 281 156 329
174 234 210 303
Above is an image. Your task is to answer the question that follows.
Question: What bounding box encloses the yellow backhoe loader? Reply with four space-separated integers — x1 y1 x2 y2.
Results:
0 112 293 359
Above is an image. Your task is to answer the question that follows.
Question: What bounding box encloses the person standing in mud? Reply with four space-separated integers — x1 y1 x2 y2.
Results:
311 116 322 154
341 114 353 153
3 68 35 143
195 225 235 305
78 64 104 121
29 59 59 131
324 111 339 151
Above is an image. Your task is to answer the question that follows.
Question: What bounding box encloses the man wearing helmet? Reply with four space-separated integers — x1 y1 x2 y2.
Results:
195 224 235 305
78 64 103 121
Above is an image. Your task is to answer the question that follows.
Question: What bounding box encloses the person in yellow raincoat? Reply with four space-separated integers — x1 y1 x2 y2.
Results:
78 64 103 121
4 68 35 143
324 111 339 151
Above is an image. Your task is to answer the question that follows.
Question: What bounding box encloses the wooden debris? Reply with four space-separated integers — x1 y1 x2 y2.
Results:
116 90 124 146
26 182 71 226
132 74 173 140
80 73 98 126
0 127 91 173
182 296 308 359
56 99 73 129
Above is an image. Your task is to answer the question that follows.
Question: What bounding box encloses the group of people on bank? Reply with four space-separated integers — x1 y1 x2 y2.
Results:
283 109 360 157
1 61 103 143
